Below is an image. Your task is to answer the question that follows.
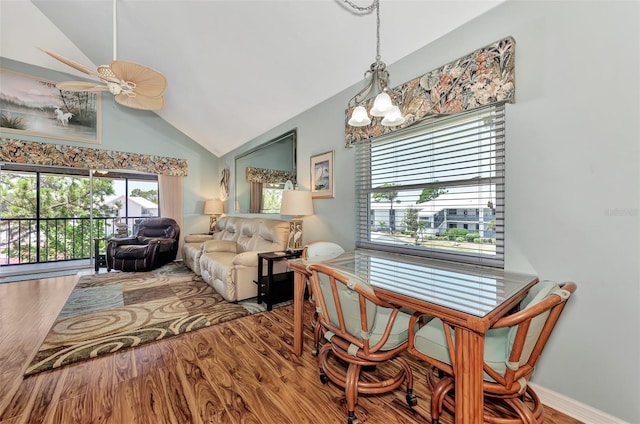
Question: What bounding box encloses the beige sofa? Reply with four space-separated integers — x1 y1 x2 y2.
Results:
182 216 289 302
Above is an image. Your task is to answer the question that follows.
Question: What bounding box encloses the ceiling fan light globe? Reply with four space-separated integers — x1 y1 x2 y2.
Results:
348 106 372 127
370 92 393 117
380 105 405 127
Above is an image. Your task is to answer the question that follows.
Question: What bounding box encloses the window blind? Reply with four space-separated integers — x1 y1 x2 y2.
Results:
355 104 505 267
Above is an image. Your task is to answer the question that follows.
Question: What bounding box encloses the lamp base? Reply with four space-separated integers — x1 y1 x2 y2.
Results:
209 216 217 234
287 219 303 252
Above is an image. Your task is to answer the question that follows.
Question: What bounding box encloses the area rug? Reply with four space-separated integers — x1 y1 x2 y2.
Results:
25 262 253 376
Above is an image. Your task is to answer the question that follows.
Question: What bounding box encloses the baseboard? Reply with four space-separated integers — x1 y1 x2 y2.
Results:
530 383 628 424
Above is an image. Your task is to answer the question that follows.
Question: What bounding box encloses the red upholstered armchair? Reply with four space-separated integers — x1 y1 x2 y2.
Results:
106 217 180 272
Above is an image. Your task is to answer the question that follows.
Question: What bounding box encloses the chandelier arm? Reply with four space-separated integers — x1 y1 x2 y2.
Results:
349 77 375 107
375 66 389 91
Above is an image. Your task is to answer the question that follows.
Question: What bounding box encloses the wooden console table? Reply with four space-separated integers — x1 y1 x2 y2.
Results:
287 249 538 424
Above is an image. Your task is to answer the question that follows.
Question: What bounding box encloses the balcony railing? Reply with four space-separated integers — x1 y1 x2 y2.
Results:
0 216 151 266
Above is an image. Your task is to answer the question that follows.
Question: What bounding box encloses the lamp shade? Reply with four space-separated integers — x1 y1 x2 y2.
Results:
348 106 372 127
204 199 224 215
280 190 314 216
369 92 393 117
380 105 405 126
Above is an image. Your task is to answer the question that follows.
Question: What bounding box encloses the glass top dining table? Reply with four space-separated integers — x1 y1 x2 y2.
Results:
307 248 537 318
287 248 539 424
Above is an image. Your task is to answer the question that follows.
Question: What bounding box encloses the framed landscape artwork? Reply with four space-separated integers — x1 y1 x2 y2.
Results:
310 150 334 198
0 69 101 144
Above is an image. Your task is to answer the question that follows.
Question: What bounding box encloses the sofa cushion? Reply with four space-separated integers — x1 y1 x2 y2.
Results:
213 216 244 242
203 239 238 253
241 219 289 252
184 234 213 243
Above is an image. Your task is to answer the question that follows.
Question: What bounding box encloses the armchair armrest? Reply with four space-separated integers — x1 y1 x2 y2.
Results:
202 239 238 253
107 236 139 247
233 251 259 267
138 236 178 244
152 238 177 253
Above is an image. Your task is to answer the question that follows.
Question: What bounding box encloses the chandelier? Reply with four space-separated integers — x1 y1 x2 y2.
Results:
345 0 404 127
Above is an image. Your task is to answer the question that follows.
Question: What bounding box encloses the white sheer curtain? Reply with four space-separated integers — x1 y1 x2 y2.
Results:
159 174 184 260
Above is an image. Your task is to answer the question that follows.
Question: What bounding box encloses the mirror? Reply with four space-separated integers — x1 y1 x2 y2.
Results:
235 130 297 214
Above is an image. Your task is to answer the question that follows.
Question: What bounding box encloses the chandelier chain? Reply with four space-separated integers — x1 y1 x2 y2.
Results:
342 0 381 61
344 0 404 127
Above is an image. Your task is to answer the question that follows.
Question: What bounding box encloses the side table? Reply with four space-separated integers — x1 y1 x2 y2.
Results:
255 251 301 311
94 237 109 273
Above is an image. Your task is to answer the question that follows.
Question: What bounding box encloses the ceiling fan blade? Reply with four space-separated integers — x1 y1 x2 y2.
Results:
114 92 164 111
56 81 109 92
110 60 167 97
39 48 100 78
97 65 124 84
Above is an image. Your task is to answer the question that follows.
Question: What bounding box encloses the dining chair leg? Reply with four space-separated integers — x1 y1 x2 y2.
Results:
312 313 322 356
395 356 418 407
430 375 454 424
345 362 362 424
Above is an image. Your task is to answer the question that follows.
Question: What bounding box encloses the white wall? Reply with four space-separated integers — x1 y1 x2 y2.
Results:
222 1 639 421
0 58 221 238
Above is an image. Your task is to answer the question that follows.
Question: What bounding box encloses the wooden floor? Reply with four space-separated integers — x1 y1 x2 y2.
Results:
0 274 583 424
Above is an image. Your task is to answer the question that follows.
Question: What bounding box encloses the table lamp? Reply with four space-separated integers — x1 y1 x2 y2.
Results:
204 199 224 234
280 189 314 251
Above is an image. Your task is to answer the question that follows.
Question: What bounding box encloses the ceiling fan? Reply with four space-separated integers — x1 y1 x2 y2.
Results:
40 0 167 111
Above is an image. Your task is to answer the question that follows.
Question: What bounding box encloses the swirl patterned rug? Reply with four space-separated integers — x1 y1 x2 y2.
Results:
25 262 255 376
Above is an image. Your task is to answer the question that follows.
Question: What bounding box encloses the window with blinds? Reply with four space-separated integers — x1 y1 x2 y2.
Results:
355 104 505 267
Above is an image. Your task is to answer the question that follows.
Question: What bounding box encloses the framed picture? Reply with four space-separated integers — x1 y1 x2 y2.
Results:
310 150 334 198
0 69 101 144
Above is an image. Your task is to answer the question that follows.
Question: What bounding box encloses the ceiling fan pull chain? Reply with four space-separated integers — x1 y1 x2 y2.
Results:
113 0 118 60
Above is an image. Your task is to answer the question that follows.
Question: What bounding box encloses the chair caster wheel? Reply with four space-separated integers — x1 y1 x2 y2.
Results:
406 389 418 407
347 413 359 424
319 371 329 384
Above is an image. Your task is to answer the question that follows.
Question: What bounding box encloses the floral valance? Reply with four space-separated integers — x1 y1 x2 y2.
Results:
345 36 516 146
246 167 296 184
0 138 188 176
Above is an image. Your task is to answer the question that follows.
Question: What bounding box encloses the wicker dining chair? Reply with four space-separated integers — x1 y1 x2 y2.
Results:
408 280 577 424
301 240 345 355
308 263 417 424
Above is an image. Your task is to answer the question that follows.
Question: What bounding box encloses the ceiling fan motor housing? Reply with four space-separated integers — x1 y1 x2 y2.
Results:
107 82 123 95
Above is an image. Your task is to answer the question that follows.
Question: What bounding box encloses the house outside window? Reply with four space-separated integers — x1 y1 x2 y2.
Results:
355 104 505 267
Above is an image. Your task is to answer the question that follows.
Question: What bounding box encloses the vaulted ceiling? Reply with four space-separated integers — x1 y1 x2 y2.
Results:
1 0 504 157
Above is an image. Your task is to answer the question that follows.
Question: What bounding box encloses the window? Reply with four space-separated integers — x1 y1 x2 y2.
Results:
0 164 159 266
355 104 505 267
